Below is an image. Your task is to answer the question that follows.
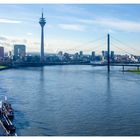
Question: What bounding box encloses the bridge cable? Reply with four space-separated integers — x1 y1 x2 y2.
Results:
64 36 106 52
111 42 135 56
111 36 140 54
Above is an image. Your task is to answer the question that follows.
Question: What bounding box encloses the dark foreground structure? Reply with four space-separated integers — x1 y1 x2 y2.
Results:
0 97 16 136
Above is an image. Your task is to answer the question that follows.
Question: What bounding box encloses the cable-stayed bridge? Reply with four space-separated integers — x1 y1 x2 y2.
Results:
8 34 140 72
64 34 140 72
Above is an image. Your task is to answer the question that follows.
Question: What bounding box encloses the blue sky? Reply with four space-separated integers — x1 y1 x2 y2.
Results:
0 4 140 55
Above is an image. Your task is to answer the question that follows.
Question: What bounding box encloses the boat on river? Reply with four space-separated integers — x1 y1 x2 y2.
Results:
2 96 14 120
0 97 17 136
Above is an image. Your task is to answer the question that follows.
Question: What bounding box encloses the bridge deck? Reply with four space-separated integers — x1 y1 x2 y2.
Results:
91 64 140 67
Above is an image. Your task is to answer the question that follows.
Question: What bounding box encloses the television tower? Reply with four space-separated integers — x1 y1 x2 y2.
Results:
39 10 46 61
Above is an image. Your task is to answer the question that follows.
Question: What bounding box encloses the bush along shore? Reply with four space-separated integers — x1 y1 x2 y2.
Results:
0 66 10 71
126 68 140 74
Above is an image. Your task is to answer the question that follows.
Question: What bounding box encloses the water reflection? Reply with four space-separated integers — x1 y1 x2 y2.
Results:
38 67 45 93
106 73 111 103
37 66 46 103
103 73 113 134
40 67 44 81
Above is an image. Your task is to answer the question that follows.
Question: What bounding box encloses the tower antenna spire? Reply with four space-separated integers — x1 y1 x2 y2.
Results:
42 8 43 18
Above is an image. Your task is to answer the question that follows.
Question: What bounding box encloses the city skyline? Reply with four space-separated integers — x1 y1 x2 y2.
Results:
0 4 140 55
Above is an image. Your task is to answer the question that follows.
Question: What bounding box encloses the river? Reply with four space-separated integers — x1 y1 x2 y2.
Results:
0 65 140 136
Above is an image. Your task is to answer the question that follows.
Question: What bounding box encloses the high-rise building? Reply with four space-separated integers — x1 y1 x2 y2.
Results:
111 51 115 59
0 46 4 58
91 51 95 60
8 51 12 59
102 50 108 60
39 11 46 62
79 51 83 56
14 44 26 58
102 51 105 57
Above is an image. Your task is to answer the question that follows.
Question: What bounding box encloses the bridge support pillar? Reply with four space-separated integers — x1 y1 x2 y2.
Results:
107 34 110 73
137 66 139 71
122 65 124 72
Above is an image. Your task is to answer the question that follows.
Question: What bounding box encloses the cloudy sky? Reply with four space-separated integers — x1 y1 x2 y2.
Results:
0 4 140 55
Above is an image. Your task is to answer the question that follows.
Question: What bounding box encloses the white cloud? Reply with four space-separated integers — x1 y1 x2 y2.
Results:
0 18 21 24
58 24 85 31
54 15 140 33
73 17 140 33
51 5 91 16
0 36 39 52
27 32 32 36
93 17 140 32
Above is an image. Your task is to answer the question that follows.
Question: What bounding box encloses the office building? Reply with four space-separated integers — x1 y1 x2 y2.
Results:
14 44 26 58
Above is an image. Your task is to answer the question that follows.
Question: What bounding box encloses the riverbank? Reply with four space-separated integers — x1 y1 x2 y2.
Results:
126 69 140 74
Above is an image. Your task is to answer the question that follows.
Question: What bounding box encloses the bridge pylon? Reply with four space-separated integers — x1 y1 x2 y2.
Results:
107 34 110 73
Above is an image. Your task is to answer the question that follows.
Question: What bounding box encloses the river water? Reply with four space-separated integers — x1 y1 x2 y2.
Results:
0 65 140 136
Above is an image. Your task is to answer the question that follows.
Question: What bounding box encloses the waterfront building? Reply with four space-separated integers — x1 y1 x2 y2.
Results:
63 53 71 61
58 51 63 61
111 51 115 60
79 51 83 56
102 50 108 60
14 44 26 59
73 52 79 60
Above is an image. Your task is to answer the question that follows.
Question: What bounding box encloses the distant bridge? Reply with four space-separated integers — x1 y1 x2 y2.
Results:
90 63 140 67
90 63 140 72
12 61 140 70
